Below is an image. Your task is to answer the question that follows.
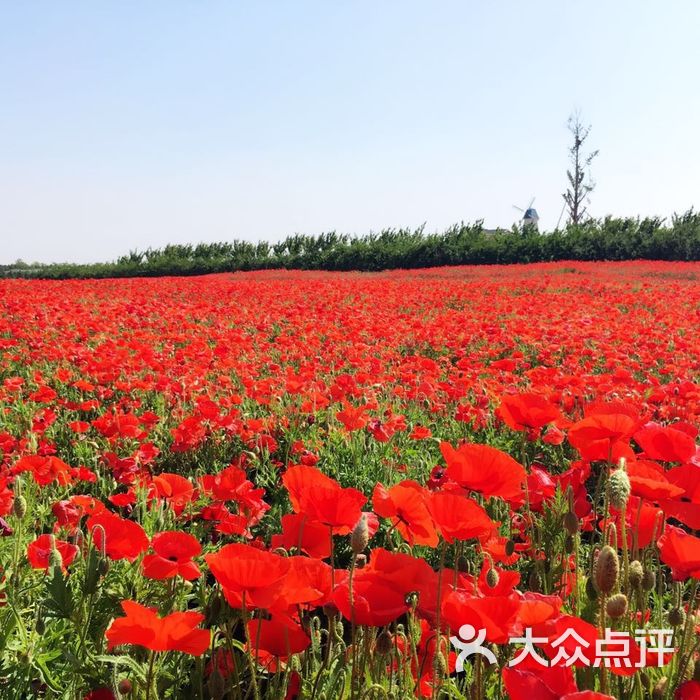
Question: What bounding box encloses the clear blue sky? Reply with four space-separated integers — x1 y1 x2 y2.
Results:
2 2 699 264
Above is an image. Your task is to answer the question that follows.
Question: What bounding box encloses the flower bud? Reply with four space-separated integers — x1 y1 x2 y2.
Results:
607 467 631 510
629 560 643 588
486 568 499 588
606 593 628 619
375 630 393 655
48 547 63 572
594 545 619 595
563 511 579 535
13 495 27 520
505 540 516 557
354 553 367 569
207 670 225 700
641 567 656 592
351 515 369 555
652 677 668 700
117 679 133 696
564 535 575 554
668 606 686 627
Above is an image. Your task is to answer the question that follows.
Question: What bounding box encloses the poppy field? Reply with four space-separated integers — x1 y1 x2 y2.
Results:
3 260 700 700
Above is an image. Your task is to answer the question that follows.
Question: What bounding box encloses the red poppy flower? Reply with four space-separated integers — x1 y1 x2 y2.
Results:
429 491 497 543
332 574 409 627
27 534 79 571
567 412 638 462
502 656 577 700
372 481 438 547
205 543 290 609
497 393 562 432
246 614 311 657
282 465 366 534
440 442 526 506
86 511 149 561
151 473 195 515
634 424 697 463
105 600 209 655
441 590 521 644
271 556 334 611
271 513 332 559
658 525 700 580
336 403 368 431
142 531 201 581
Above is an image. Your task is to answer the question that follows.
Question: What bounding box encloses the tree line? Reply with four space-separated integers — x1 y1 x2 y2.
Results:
2 210 700 279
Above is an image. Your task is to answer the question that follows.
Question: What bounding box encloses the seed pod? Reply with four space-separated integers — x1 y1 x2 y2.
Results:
668 606 686 627
564 534 575 554
117 679 133 696
629 560 643 588
13 495 27 520
351 515 369 554
375 630 393 655
594 545 619 595
641 567 656 592
606 593 628 619
486 568 499 588
505 540 516 557
563 511 579 535
607 468 631 510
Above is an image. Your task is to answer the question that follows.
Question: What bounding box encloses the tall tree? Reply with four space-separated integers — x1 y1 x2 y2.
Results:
563 112 599 225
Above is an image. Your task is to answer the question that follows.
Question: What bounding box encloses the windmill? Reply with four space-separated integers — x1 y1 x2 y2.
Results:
513 197 539 231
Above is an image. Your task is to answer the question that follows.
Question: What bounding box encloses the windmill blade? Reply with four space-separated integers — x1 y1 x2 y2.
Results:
512 205 524 212
528 197 536 209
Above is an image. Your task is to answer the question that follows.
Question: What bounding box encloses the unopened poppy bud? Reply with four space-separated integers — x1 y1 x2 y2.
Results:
594 545 619 595
652 677 668 700
629 560 643 588
641 567 656 592
322 602 339 618
354 553 367 569
98 557 110 576
693 659 700 681
505 540 516 557
456 555 470 573
668 606 686 627
375 630 393 655
207 670 225 700
585 577 598 601
13 495 27 520
350 515 369 554
35 614 45 636
528 569 541 592
48 547 63 572
563 511 579 535
117 679 133 696
564 535 575 554
606 593 628 619
486 568 499 588
433 649 447 675
607 468 631 510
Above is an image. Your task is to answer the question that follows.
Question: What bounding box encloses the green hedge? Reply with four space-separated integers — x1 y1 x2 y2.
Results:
3 210 700 279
